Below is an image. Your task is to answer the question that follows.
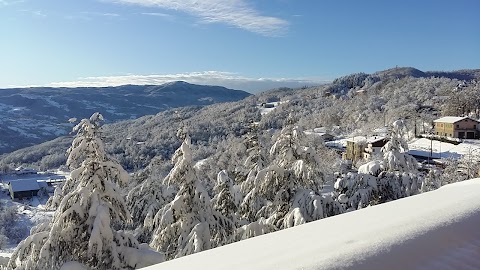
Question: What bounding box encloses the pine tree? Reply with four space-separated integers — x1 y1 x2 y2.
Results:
146 134 233 260
46 113 125 210
382 119 418 173
211 170 241 226
8 113 163 270
126 158 176 242
238 116 326 233
238 122 268 223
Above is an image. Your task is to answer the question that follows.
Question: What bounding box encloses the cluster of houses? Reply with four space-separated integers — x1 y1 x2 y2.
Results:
1 167 65 200
340 116 480 164
2 117 479 200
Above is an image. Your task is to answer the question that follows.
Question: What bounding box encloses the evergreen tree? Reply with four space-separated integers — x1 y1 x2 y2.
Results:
126 158 176 242
45 113 127 210
239 116 326 234
211 170 241 226
8 113 163 270
146 134 233 260
382 119 418 173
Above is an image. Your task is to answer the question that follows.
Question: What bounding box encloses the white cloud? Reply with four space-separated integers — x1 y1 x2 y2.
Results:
113 0 288 36
0 0 24 6
32 10 47 17
81 11 120 17
19 9 47 18
47 71 328 93
140 12 172 18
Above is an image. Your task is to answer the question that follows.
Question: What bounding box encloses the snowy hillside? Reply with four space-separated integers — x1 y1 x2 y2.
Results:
0 82 251 154
145 178 480 270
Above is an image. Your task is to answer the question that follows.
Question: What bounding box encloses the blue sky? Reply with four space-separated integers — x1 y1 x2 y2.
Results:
1 0 479 93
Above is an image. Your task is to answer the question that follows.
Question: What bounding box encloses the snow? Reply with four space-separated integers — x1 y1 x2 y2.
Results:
0 253 10 267
433 116 470 123
408 138 480 159
258 101 288 115
59 261 88 270
8 179 40 192
144 178 480 270
357 160 382 175
346 136 385 144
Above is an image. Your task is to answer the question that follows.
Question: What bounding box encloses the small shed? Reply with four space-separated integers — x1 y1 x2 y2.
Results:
8 179 41 200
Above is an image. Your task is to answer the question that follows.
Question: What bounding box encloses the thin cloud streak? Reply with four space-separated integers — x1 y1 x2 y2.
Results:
47 71 328 93
113 0 288 36
140 12 172 18
81 11 121 17
0 0 24 6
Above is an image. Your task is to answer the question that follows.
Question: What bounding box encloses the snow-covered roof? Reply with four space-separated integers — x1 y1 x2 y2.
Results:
14 167 38 174
144 179 480 270
367 136 385 144
346 136 367 143
346 136 385 144
433 116 479 123
9 179 40 192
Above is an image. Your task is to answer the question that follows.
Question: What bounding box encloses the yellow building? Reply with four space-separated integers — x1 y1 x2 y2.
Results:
344 136 387 162
433 117 479 139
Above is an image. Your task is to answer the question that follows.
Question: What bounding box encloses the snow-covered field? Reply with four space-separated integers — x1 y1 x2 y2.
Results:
408 138 480 159
145 178 480 270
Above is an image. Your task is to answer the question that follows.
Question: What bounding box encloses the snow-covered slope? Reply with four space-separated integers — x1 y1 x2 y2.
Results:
0 82 250 154
144 179 480 270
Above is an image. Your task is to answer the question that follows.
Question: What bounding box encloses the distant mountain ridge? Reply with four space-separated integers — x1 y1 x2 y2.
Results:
0 81 251 154
374 67 480 81
1 66 479 170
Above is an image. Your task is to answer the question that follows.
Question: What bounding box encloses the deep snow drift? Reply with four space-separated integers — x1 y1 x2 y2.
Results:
144 178 480 270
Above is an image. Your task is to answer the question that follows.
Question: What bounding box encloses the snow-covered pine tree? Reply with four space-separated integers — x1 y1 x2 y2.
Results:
45 113 124 210
211 170 241 226
265 121 325 229
334 171 378 210
242 116 325 231
242 122 268 178
376 119 422 201
8 113 163 270
125 158 176 242
382 119 418 173
238 122 269 224
147 134 234 260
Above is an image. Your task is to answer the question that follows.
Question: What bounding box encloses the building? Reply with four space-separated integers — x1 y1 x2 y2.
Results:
14 166 38 175
344 136 388 162
433 117 479 139
304 127 335 142
8 179 41 200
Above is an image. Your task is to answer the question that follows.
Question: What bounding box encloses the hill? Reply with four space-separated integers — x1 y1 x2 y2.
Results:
0 82 251 154
1 66 478 173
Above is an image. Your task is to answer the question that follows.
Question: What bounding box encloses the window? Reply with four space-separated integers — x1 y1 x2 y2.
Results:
456 124 459 128
475 125 477 129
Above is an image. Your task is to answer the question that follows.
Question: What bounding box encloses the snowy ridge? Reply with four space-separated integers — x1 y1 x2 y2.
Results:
144 179 480 270
0 83 251 154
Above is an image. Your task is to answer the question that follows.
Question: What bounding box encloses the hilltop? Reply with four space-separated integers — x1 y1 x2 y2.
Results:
0 82 251 154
